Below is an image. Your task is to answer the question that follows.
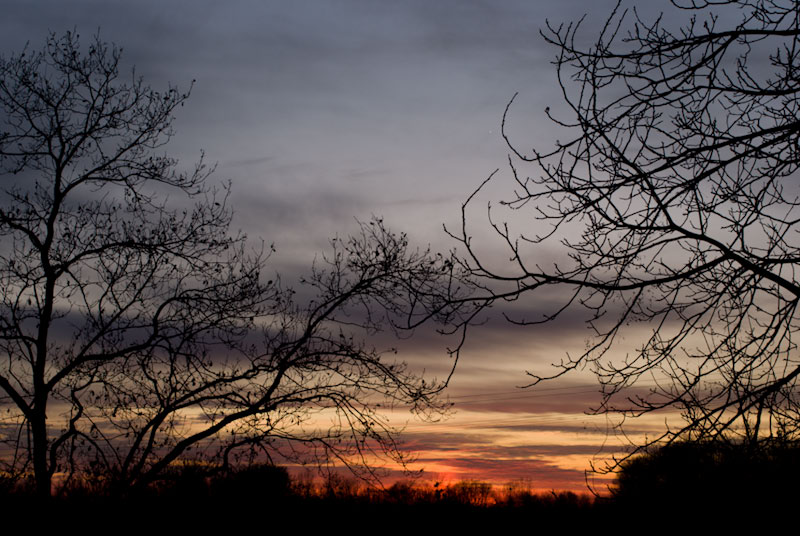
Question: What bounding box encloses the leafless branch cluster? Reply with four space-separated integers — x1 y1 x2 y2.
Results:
455 0 800 450
0 32 471 497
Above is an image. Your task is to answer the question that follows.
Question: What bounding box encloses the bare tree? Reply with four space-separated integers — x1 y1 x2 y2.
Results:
456 0 800 452
0 32 465 498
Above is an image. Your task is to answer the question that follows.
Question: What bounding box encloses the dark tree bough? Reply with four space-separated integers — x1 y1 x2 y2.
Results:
455 0 800 456
0 32 468 498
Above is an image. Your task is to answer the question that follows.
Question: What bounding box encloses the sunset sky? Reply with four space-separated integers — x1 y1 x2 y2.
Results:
2 0 704 492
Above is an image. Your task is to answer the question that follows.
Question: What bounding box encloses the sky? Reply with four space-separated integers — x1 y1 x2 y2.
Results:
1 0 704 492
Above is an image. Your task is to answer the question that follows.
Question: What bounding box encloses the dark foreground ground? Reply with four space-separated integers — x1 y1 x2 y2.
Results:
3 487 607 531
3 471 797 532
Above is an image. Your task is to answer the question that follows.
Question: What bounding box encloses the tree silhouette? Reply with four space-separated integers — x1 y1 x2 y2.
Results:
455 0 800 450
0 32 467 498
613 440 800 509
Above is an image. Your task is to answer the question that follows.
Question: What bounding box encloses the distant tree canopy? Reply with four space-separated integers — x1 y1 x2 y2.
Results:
613 440 800 507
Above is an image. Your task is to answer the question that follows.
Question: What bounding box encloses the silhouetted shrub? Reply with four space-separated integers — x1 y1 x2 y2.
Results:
385 480 419 503
0 473 24 497
443 480 494 506
497 480 538 508
210 464 291 502
321 472 360 499
154 462 213 500
54 474 110 499
613 440 800 509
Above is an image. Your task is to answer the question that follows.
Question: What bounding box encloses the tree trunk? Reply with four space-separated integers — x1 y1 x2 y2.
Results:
31 406 51 499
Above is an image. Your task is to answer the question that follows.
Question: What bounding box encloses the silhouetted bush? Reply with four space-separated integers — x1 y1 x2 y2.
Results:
210 464 291 503
613 440 800 509
0 473 24 497
443 480 494 506
165 462 212 496
385 480 422 503
321 472 360 499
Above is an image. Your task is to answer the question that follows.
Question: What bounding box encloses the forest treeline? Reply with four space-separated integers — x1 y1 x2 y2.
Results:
3 440 799 528
2 462 593 508
1 463 601 529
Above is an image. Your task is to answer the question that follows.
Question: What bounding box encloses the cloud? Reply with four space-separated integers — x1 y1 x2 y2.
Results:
402 431 627 458
222 155 275 169
413 456 599 489
488 422 659 436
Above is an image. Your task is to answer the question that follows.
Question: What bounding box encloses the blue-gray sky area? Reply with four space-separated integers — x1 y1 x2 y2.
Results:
2 0 703 490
